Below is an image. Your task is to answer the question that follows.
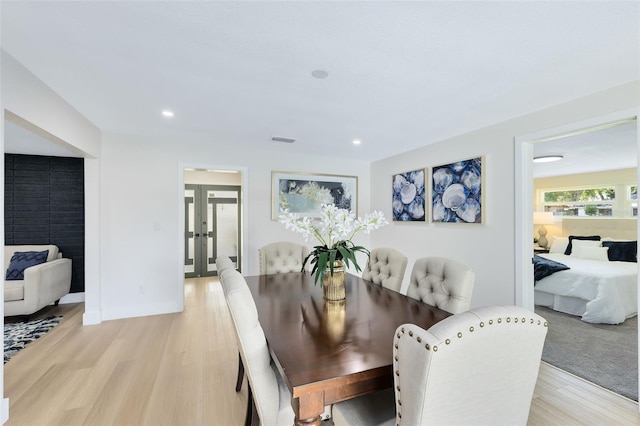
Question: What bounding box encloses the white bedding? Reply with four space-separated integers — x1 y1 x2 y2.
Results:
535 253 637 324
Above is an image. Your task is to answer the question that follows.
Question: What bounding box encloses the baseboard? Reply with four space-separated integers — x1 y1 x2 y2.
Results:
100 301 183 322
2 397 9 424
82 310 102 325
59 292 84 304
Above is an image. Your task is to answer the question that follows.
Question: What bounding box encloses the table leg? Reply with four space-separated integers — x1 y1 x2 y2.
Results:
293 393 324 426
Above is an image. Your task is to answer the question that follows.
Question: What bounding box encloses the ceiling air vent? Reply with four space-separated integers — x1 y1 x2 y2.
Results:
271 136 296 143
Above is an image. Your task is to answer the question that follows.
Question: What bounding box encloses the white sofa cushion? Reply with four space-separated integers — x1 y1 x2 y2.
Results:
5 281 24 302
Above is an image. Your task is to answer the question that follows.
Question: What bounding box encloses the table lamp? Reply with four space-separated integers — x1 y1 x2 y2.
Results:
533 211 554 248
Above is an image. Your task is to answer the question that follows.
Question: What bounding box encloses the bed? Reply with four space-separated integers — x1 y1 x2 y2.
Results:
534 218 638 324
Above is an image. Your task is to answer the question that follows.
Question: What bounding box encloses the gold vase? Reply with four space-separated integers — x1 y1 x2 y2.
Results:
323 261 346 301
323 300 346 343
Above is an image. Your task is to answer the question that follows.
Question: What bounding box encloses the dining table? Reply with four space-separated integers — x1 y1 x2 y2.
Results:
244 271 452 426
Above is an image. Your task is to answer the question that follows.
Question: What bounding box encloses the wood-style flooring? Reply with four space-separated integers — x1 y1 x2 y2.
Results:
3 277 639 425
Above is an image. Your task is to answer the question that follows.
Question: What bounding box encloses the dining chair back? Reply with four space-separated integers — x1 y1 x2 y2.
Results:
258 242 309 275
332 305 548 426
361 247 408 293
216 255 235 274
406 256 475 314
222 270 294 426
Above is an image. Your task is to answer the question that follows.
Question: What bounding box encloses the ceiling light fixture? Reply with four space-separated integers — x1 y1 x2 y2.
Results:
162 110 174 117
353 139 361 145
311 69 329 79
533 155 563 163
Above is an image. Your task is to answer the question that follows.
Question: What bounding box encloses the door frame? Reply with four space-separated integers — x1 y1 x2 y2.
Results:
514 107 639 406
177 163 248 296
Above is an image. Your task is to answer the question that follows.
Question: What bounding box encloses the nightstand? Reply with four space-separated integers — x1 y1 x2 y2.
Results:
534 246 550 254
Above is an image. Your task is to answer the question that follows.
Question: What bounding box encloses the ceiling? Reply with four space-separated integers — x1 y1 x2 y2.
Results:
532 121 637 178
1 1 639 163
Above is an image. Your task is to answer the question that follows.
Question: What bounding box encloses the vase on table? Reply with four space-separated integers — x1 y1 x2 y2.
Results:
323 260 346 301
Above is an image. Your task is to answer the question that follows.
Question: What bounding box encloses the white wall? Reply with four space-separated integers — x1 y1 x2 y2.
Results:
1 50 102 422
185 170 242 185
99 132 371 320
1 51 100 158
370 81 640 306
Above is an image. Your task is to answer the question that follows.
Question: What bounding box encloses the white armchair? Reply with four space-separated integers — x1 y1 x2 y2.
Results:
4 245 72 317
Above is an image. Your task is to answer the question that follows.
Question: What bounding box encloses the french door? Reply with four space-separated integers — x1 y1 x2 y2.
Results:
184 184 241 277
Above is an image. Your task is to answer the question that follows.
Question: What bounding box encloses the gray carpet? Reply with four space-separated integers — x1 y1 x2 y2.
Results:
535 306 637 401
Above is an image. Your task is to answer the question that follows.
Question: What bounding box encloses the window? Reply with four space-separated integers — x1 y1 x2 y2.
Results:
541 184 638 217
543 187 615 217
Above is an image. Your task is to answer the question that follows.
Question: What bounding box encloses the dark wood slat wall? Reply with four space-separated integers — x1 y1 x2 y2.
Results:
5 154 85 293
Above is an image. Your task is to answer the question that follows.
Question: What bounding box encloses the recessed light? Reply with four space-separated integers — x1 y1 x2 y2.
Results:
353 139 361 145
533 155 563 163
162 110 174 117
311 69 329 79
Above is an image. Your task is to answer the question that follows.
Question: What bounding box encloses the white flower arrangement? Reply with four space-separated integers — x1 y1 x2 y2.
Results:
279 204 388 284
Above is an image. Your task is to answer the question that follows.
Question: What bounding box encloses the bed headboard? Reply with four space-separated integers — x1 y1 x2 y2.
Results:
561 218 637 240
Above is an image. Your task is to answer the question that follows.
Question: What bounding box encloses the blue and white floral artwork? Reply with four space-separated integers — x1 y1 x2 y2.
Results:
432 157 483 224
392 169 426 221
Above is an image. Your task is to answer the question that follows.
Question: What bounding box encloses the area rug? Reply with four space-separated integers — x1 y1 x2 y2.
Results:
4 316 62 364
535 306 637 401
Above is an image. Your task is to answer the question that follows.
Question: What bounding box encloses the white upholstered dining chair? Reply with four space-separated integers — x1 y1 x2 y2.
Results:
215 255 235 275
361 247 408 293
258 242 309 275
406 256 475 314
332 305 548 426
218 263 248 397
221 269 295 426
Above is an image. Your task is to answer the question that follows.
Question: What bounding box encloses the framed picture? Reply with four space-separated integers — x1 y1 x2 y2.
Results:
431 156 484 224
272 171 358 219
392 168 426 221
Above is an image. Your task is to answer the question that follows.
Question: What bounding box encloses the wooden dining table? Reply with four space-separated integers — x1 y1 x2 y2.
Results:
244 272 452 426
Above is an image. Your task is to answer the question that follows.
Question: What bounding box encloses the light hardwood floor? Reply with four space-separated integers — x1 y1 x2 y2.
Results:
4 277 640 425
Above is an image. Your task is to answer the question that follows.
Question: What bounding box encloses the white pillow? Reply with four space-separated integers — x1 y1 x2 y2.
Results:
571 239 602 250
572 245 609 261
549 237 569 254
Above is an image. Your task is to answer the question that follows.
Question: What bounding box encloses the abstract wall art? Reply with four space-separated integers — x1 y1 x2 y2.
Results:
431 156 484 224
392 168 426 221
272 171 358 219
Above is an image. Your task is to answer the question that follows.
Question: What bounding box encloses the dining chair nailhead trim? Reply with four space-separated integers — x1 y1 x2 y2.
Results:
393 313 548 426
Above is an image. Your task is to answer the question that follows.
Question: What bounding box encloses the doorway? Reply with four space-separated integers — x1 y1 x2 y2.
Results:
184 184 241 277
515 109 640 402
